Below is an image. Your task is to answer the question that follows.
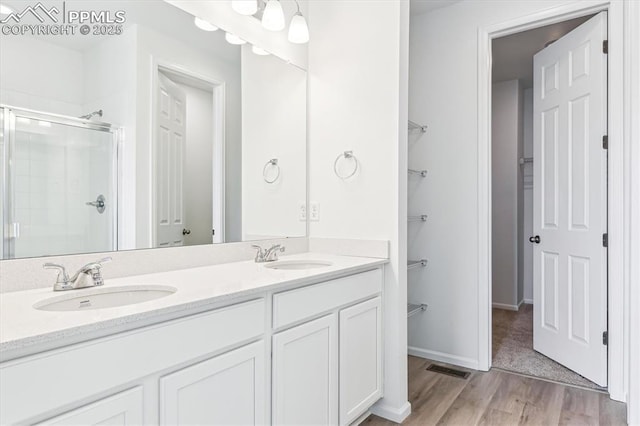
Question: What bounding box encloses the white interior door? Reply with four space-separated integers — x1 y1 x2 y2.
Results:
156 73 186 247
532 12 608 386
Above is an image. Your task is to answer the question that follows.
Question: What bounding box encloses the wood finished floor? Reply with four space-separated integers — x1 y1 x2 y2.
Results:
363 356 627 426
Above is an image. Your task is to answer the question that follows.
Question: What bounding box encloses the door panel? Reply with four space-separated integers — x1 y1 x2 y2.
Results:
160 341 266 425
155 73 186 247
38 387 143 425
532 12 608 386
272 314 338 426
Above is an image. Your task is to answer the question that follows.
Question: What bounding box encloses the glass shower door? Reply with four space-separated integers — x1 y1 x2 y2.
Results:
1 107 118 259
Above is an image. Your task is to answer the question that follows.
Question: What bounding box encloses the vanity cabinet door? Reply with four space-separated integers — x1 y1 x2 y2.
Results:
160 341 266 425
37 387 144 425
339 297 382 425
272 314 338 426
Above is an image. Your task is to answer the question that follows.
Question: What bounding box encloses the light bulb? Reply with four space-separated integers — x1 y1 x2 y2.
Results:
231 0 257 15
0 4 15 15
262 0 285 31
288 12 309 44
225 32 246 45
194 17 218 32
251 45 270 56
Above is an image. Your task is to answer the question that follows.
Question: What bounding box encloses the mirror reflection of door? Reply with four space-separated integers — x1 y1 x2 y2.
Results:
155 71 216 248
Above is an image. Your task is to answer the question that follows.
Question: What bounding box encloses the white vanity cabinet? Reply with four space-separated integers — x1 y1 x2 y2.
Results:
160 341 266 425
272 314 339 425
35 387 144 425
0 266 385 426
271 269 383 425
339 297 382 425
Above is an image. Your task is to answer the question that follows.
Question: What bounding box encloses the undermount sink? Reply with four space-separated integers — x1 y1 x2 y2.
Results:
263 260 333 270
33 285 177 312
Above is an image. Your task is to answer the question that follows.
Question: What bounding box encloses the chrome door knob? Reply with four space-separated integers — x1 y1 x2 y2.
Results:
529 235 541 244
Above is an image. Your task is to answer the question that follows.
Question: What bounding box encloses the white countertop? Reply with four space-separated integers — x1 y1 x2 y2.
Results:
0 253 387 361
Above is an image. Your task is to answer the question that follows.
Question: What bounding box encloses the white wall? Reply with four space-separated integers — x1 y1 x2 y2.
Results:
523 88 534 303
0 37 84 116
307 1 410 421
241 46 306 240
491 79 522 309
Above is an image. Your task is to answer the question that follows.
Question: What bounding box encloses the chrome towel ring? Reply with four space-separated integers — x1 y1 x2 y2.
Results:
263 158 280 184
334 151 358 180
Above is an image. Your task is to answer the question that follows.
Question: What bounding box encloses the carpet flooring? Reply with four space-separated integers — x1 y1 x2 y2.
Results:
492 304 605 391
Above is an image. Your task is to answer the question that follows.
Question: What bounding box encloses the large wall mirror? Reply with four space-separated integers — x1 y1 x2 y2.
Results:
0 0 307 259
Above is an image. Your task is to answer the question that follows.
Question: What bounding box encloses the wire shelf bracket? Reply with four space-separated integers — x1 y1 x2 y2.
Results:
408 120 427 133
408 303 428 318
408 259 428 269
408 168 428 177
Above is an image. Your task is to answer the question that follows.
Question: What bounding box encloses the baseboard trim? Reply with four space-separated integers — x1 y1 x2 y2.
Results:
523 298 534 305
408 346 480 370
492 302 520 311
370 400 411 423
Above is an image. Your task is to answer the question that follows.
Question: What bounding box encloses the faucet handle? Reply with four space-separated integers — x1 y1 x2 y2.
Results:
78 256 112 273
251 245 265 262
43 263 70 282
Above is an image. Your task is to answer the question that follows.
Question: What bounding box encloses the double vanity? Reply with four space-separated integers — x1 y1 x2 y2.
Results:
0 252 387 425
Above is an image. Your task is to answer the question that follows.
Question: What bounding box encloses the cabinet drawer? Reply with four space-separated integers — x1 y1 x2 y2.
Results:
273 269 382 329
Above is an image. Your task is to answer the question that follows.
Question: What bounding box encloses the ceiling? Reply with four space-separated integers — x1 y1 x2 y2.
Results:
410 0 461 17
0 0 239 63
492 15 593 88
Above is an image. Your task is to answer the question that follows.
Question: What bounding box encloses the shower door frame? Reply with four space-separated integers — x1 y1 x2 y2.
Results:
0 105 120 259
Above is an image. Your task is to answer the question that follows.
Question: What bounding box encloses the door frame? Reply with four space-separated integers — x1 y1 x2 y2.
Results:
477 0 626 401
151 60 226 246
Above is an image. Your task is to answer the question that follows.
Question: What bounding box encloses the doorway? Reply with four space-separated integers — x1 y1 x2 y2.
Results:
152 65 225 247
489 13 608 389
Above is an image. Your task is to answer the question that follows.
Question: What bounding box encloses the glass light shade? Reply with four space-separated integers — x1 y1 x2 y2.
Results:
287 12 309 44
231 0 258 15
194 17 218 31
261 0 285 31
251 45 270 56
225 32 246 45
0 4 15 15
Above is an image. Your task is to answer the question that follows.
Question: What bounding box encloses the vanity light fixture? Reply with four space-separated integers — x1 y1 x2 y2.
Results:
287 1 309 44
225 32 247 45
194 17 218 31
251 45 270 55
231 0 258 15
261 0 285 31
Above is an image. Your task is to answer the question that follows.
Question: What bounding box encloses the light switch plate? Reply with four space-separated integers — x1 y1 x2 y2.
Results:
299 203 307 221
310 202 320 221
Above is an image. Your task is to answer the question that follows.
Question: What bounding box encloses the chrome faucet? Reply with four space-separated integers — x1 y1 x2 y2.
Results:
252 244 285 263
44 257 112 291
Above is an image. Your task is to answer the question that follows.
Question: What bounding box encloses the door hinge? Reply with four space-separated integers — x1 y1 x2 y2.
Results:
603 233 608 247
603 331 608 346
603 40 608 54
603 135 608 149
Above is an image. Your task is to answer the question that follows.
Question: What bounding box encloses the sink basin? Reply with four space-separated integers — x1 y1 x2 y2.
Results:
263 260 333 270
34 285 177 312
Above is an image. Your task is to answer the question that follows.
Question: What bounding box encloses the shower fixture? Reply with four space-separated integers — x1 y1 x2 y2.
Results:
79 109 103 120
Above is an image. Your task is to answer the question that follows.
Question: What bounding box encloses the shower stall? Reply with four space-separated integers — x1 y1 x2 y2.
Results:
0 106 119 259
